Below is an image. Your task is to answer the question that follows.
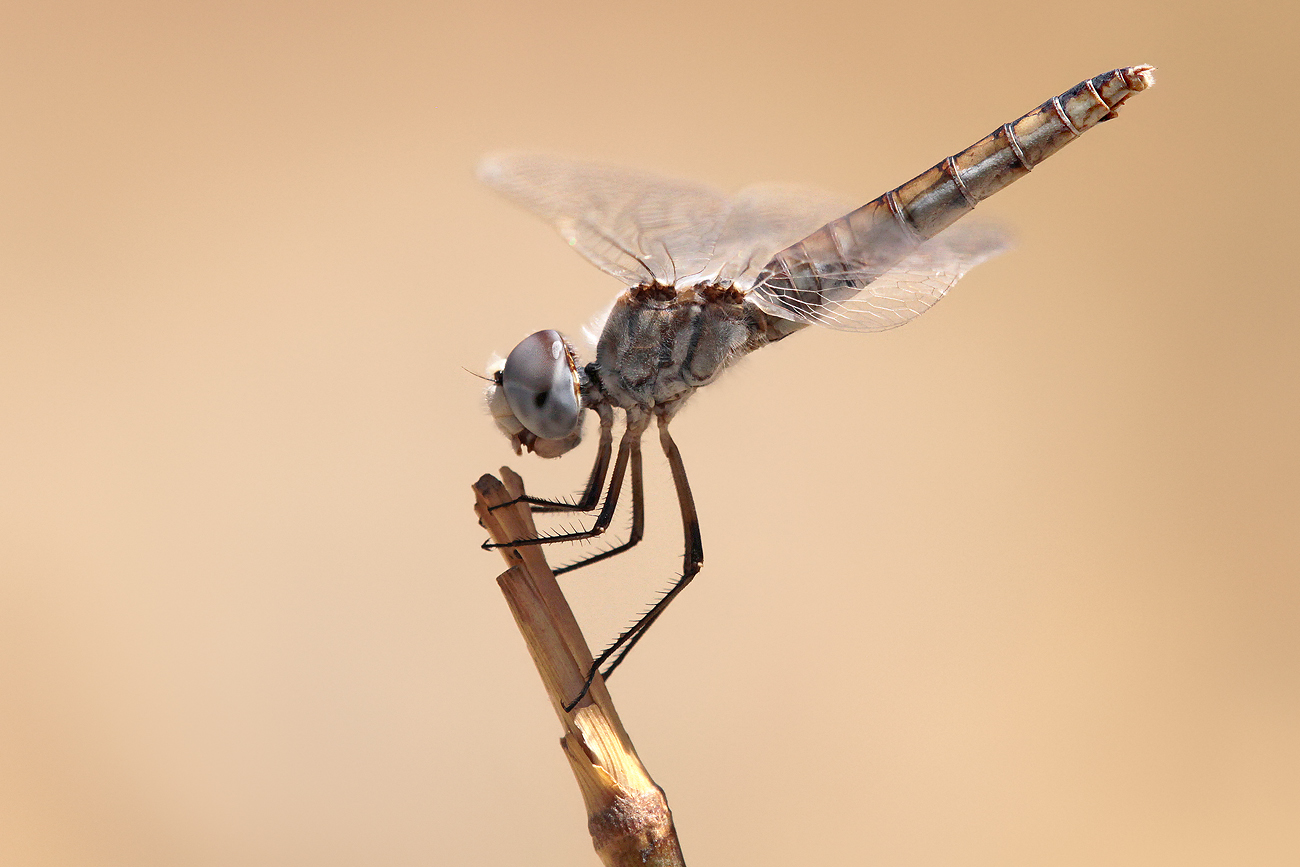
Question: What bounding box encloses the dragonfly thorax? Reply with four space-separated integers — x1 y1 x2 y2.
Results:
592 283 768 414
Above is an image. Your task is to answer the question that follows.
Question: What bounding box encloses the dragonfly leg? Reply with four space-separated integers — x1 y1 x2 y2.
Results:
489 404 614 514
553 441 644 575
563 415 702 712
484 410 648 550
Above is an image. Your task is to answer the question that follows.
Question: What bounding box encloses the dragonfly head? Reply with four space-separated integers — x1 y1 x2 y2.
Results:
485 329 584 458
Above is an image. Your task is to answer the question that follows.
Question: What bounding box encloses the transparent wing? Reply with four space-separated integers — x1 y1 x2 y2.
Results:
692 183 858 290
749 221 1012 332
478 152 731 287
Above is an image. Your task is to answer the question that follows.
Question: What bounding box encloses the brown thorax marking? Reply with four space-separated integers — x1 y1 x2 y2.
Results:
628 281 747 308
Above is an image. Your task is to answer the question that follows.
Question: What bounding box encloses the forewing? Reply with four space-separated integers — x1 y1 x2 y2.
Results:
749 215 1012 332
478 152 731 287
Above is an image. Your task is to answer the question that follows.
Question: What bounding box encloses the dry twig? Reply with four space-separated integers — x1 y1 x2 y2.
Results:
473 468 686 867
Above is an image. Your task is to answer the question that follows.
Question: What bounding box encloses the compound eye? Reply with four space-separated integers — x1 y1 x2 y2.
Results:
501 330 581 440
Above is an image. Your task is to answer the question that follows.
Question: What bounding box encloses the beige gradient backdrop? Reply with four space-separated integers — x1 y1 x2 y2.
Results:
2 1 1296 865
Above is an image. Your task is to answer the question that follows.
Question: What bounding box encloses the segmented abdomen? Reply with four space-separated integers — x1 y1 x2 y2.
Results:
761 66 1155 311
894 65 1155 236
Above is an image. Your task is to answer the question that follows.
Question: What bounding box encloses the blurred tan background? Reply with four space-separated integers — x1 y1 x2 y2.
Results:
2 1 1296 864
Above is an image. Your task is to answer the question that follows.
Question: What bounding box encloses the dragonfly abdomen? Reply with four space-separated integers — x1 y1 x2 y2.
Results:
896 65 1156 239
752 65 1154 338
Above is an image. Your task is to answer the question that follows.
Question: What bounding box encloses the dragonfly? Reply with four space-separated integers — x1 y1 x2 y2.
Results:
481 65 1154 711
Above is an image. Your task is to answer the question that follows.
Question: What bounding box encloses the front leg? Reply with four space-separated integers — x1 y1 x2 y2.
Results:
489 404 614 515
553 442 644 575
484 410 649 550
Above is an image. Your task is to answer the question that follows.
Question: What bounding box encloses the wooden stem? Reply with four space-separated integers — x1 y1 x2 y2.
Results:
473 468 686 867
